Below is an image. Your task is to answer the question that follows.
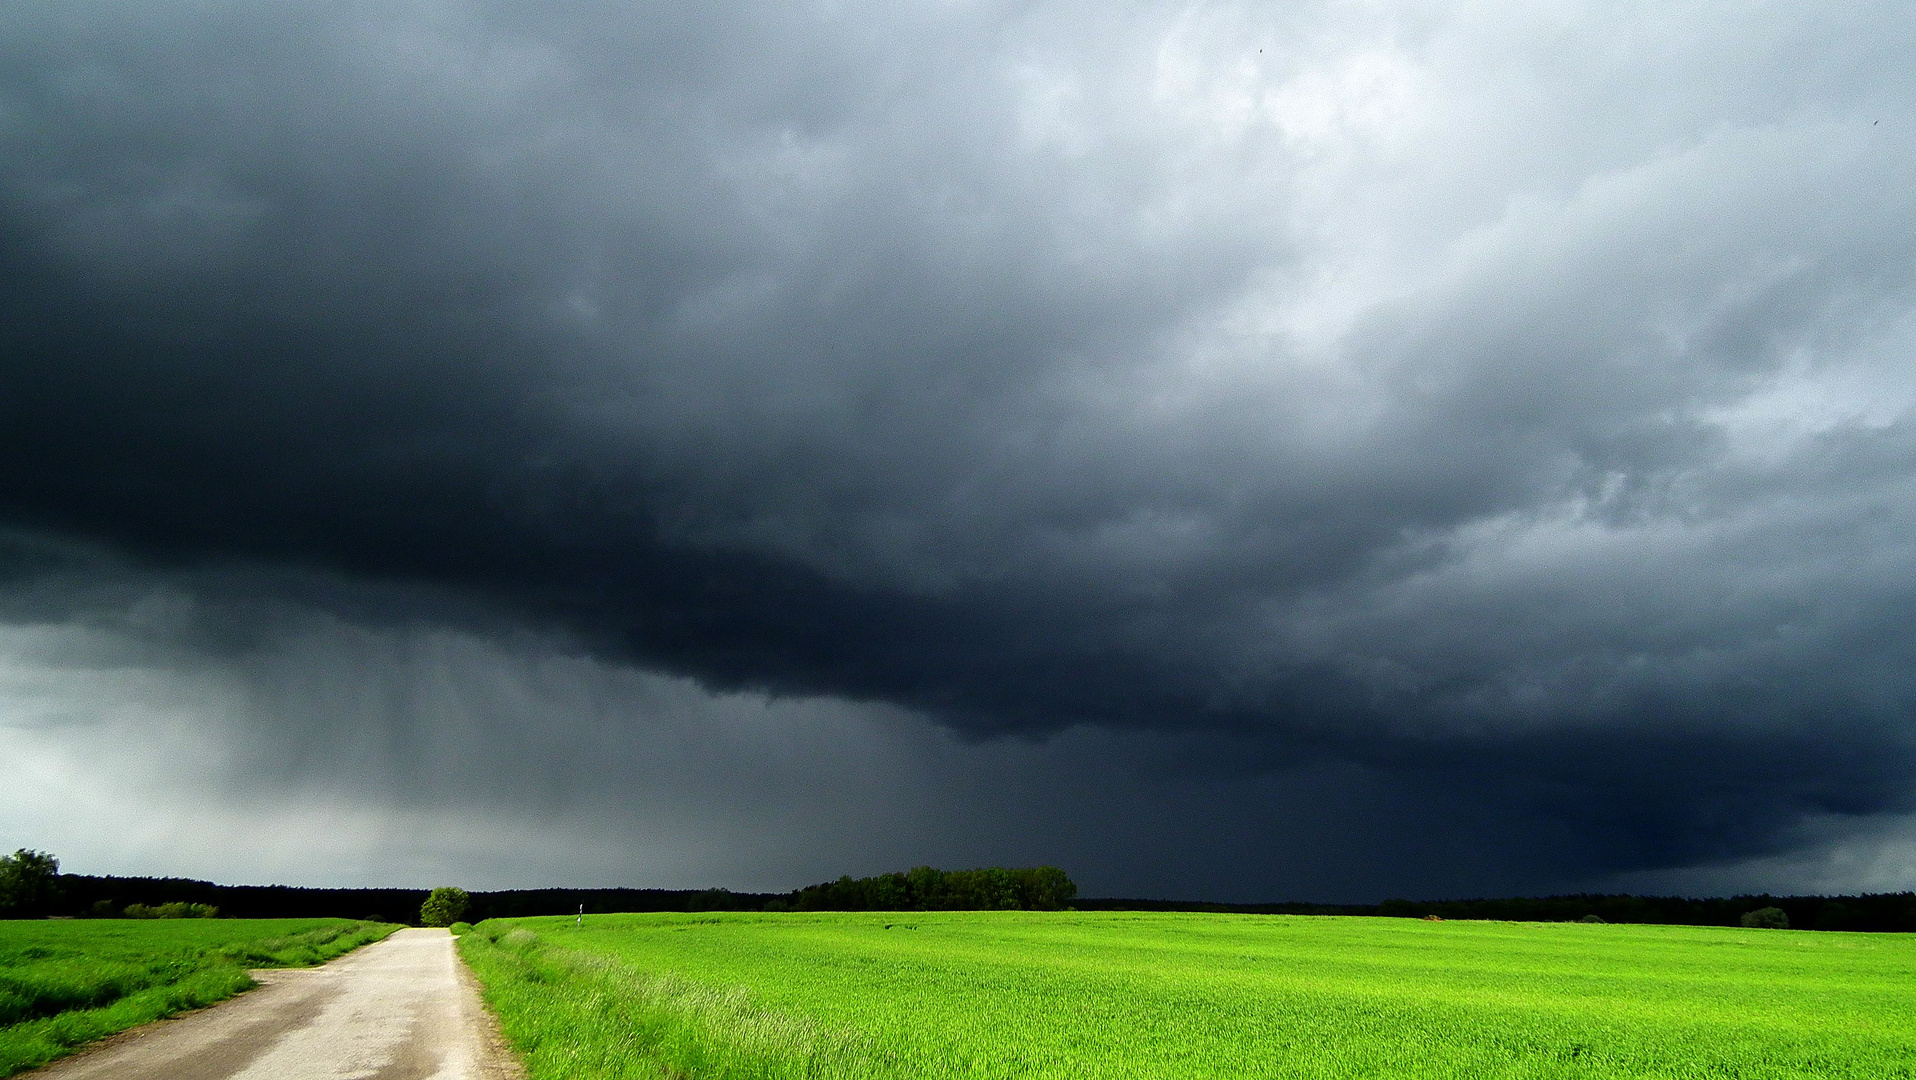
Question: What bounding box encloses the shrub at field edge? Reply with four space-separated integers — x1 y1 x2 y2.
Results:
421 887 471 928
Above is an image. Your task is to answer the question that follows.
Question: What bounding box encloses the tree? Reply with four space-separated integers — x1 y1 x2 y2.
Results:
1013 866 1077 911
0 849 60 918
1740 906 1789 929
420 887 470 927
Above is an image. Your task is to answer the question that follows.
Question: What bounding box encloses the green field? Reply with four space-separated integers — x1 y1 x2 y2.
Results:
0 918 398 1076
459 910 1916 1079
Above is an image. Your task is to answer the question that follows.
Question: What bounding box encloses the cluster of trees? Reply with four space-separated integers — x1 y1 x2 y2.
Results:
3 852 228 919
56 875 426 922
8 852 1070 920
48 875 779 922
0 850 60 918
777 866 1078 912
111 901 222 919
468 886 769 918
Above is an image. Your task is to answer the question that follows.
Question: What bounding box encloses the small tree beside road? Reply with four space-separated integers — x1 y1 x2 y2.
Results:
420 887 470 927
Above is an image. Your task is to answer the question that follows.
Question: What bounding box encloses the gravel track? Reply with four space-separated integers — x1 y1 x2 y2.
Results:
28 928 521 1080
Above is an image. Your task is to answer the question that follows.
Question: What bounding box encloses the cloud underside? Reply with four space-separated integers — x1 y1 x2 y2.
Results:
3 0 1916 897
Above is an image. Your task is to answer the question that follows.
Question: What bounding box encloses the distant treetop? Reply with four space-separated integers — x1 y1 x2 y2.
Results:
421 886 471 927
777 866 1077 912
0 849 61 918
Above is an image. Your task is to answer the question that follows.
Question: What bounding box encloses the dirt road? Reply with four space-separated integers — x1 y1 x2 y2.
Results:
32 928 522 1080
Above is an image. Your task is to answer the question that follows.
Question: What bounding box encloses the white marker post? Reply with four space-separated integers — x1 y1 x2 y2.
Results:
577 904 583 929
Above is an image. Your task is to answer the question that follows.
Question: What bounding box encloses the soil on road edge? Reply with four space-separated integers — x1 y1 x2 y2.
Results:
27 928 524 1080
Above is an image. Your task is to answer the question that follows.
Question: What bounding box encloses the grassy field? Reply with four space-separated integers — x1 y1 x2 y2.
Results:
459 910 1916 1080
0 918 398 1076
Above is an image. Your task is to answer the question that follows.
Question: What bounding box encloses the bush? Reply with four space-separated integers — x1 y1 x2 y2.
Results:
420 887 470 928
1577 914 1606 923
449 922 473 936
118 902 219 919
1741 906 1790 929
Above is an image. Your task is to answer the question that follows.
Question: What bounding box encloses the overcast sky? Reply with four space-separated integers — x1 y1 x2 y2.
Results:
4 0 1916 902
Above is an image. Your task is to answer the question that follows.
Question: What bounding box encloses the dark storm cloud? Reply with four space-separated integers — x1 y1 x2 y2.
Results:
6 0 1916 895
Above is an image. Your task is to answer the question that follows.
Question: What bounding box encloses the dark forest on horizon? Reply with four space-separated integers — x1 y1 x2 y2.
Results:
7 856 1915 932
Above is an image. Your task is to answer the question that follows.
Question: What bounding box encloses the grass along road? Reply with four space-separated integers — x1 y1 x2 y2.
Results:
460 910 1916 1079
0 918 397 1076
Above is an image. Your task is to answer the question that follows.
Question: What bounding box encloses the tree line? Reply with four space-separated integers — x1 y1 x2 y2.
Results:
0 853 1077 921
774 866 1078 911
10 848 1916 930
1077 892 1916 932
1370 892 1916 931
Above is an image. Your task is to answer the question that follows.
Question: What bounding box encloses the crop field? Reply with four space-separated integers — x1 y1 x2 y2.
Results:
459 910 1916 1079
0 918 398 1076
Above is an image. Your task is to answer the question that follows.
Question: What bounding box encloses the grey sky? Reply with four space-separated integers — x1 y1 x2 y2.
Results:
3 0 1916 900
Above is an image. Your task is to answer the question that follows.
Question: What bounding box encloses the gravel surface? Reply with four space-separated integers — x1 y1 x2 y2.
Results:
29 928 522 1080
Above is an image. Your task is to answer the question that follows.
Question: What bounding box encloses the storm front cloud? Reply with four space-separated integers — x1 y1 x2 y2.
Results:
5 0 1916 900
